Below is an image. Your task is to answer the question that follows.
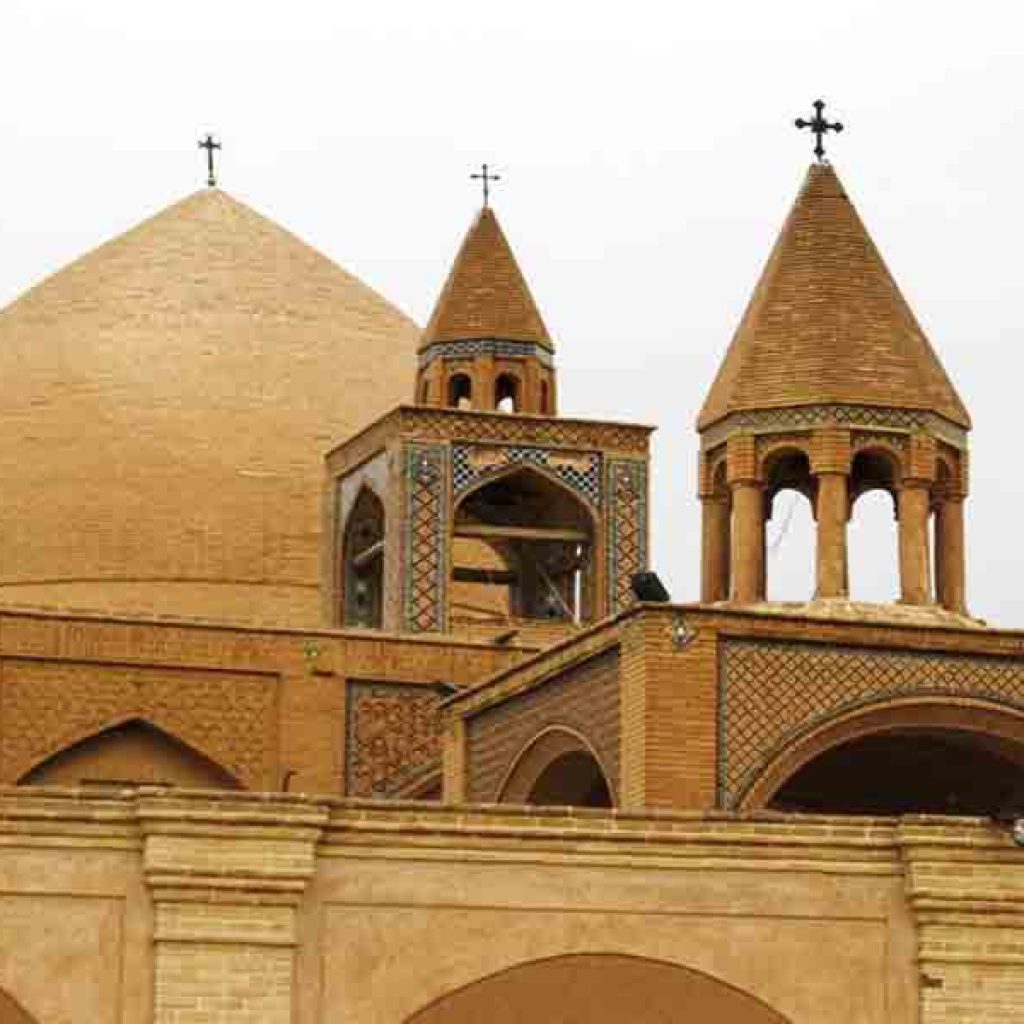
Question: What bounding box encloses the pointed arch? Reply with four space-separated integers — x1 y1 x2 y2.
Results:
341 484 385 628
741 697 1024 812
498 726 614 807
761 447 816 602
495 373 521 413
403 953 792 1024
19 717 241 789
448 373 473 409
452 465 596 624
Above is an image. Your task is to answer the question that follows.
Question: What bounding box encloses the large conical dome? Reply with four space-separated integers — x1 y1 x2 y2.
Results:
0 189 418 625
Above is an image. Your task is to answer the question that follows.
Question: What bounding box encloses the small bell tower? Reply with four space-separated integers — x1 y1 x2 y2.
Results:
415 203 557 416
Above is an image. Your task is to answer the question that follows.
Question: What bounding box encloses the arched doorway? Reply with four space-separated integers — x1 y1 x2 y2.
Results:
744 701 1024 814
499 728 613 808
404 954 791 1024
20 719 241 790
452 467 595 625
341 486 385 628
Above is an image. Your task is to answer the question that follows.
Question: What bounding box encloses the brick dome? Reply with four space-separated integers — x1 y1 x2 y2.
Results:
0 189 418 625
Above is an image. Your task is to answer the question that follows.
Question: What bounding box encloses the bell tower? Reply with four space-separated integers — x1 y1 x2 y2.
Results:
414 205 557 416
697 162 971 614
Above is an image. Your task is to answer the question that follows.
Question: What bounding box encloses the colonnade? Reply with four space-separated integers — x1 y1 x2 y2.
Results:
700 428 967 614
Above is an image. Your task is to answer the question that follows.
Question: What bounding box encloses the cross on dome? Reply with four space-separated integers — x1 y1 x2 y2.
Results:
470 163 501 207
198 133 222 188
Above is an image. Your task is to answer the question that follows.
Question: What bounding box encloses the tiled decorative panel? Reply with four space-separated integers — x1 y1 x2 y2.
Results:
452 443 601 506
605 458 648 614
719 638 1024 808
418 338 554 367
402 442 449 633
345 680 443 797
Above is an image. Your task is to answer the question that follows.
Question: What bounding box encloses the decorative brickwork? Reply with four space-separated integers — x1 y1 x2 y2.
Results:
345 681 443 796
465 649 621 802
402 442 449 633
606 458 647 614
719 638 1024 808
399 407 650 455
1 660 276 788
452 443 601 506
419 339 554 368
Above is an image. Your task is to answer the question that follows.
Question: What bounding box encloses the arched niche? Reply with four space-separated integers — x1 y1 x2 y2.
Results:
743 699 1024 814
341 486 385 628
20 718 241 790
0 989 40 1024
403 953 791 1024
448 373 473 409
495 373 520 413
452 466 595 624
499 727 613 808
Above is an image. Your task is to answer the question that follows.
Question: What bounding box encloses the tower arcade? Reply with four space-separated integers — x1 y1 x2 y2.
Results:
697 163 971 614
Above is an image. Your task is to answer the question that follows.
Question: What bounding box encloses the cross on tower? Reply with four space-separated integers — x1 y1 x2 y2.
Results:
795 100 843 162
198 133 222 188
471 163 501 207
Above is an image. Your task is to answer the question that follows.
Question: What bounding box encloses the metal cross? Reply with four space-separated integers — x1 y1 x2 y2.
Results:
198 133 222 187
795 100 843 162
471 163 501 207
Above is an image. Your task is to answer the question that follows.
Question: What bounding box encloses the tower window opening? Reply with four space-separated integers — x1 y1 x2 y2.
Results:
540 380 551 415
848 450 900 602
341 488 385 628
451 468 594 625
495 373 520 413
763 450 815 602
448 373 473 409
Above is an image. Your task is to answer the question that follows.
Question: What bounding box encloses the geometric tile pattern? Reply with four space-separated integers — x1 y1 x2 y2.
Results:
606 457 647 614
452 443 601 506
418 338 554 368
719 638 1024 809
402 442 449 633
345 680 443 797
402 407 649 455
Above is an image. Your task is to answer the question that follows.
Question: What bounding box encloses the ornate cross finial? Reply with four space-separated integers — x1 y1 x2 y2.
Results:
470 163 501 207
795 100 843 162
198 133 222 187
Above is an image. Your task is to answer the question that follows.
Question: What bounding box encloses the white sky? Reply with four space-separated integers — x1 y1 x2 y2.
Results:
2 0 1022 622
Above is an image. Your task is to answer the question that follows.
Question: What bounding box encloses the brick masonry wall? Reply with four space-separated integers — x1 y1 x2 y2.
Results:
465 648 620 802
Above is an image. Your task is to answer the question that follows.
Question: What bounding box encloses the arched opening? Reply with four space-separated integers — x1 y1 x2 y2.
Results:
448 373 473 410
763 449 815 602
20 719 240 789
848 450 900 601
769 727 1024 815
495 373 520 413
452 467 594 624
341 487 385 628
404 953 791 1024
540 380 551 415
499 727 614 807
527 751 611 807
0 990 39 1024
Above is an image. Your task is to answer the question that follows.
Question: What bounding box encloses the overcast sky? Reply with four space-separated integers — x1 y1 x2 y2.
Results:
3 0 1022 622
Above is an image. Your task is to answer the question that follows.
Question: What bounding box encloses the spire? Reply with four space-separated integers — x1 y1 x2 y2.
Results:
420 206 552 352
416 206 557 415
699 163 970 431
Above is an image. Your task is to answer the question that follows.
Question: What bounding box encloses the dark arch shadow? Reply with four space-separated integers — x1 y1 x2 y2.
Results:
20 717 241 790
498 727 615 807
0 988 41 1024
742 699 1024 813
404 953 792 1024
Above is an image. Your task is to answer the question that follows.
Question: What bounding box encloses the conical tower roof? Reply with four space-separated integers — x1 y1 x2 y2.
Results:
0 188 419 626
420 206 552 351
698 164 970 431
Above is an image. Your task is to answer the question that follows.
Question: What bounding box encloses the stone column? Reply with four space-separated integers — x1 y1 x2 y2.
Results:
141 791 327 1024
935 496 966 614
700 495 731 602
730 482 764 603
815 472 849 599
898 483 932 604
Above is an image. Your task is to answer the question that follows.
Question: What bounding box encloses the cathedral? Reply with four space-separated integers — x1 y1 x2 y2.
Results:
0 135 1020 1024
